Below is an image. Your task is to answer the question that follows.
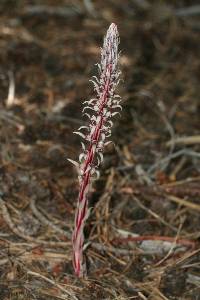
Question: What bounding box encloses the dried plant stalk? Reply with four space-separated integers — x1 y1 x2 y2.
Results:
68 23 121 277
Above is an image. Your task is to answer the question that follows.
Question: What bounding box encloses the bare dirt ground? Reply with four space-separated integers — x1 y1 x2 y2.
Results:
0 1 199 299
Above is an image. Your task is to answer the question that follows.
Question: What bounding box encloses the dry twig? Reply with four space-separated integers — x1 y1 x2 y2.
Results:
166 135 200 147
30 198 71 238
22 5 82 18
166 195 200 213
0 198 70 247
27 270 79 300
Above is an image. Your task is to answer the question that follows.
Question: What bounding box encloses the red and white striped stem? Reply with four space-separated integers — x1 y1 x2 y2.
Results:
68 23 121 277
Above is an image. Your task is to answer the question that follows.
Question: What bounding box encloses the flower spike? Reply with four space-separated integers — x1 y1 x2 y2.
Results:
68 23 122 277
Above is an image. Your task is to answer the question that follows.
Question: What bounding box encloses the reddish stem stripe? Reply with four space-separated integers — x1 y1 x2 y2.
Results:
71 23 121 277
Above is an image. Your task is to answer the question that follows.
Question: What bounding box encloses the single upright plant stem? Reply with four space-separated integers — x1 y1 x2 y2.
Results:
68 23 121 277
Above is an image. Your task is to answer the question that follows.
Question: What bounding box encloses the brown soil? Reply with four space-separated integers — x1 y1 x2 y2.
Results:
0 1 199 299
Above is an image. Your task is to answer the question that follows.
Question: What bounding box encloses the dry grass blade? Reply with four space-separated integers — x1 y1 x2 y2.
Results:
27 270 79 300
30 198 71 238
132 196 177 232
0 198 70 247
166 195 200 212
166 135 200 146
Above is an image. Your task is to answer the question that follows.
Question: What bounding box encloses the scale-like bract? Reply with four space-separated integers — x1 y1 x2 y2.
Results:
69 23 121 277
